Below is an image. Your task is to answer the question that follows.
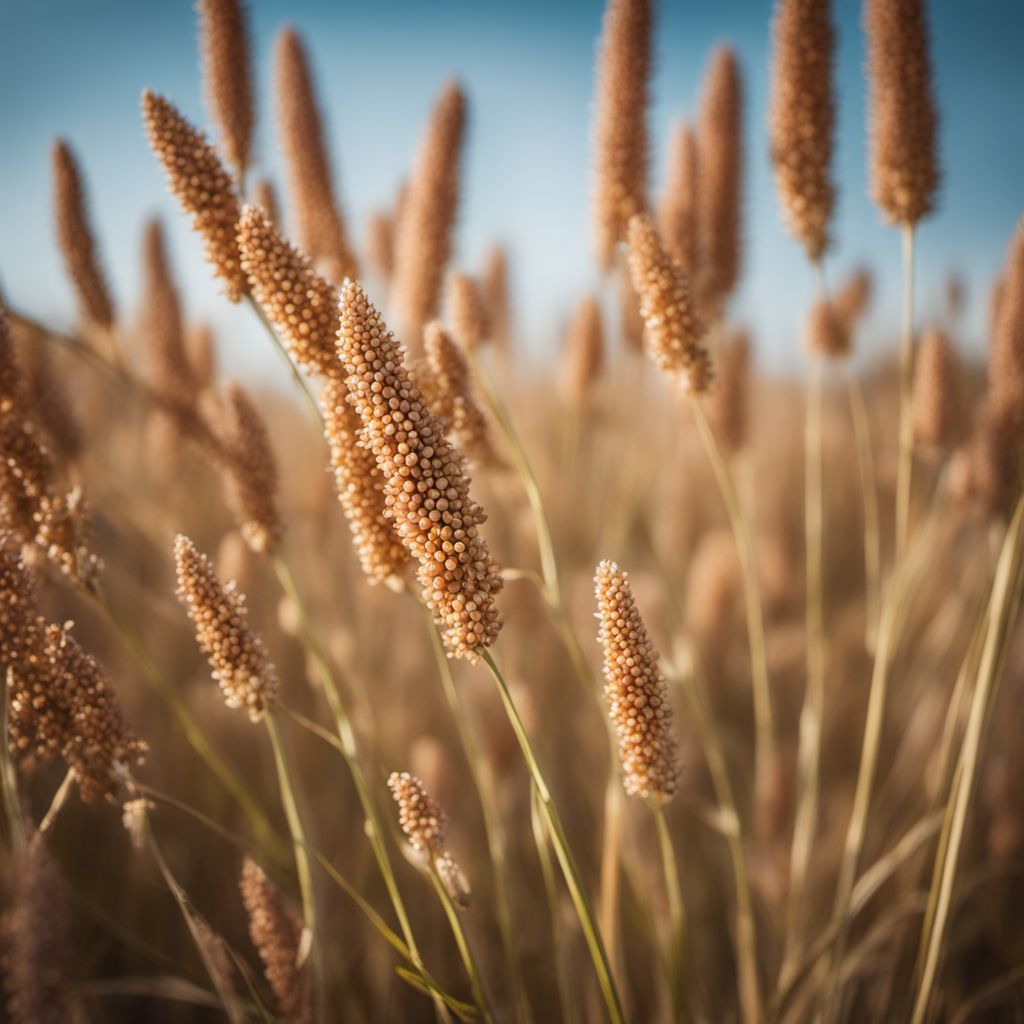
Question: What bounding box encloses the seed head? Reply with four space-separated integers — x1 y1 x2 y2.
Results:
52 140 115 331
803 297 847 358
12 330 81 468
174 534 279 720
388 771 447 855
595 560 679 803
482 245 512 353
188 323 219 394
562 296 605 411
237 204 341 378
252 179 281 228
446 272 490 353
592 0 652 267
912 327 961 452
769 0 836 260
832 266 873 334
865 0 940 225
708 325 751 455
658 122 699 275
626 213 711 393
142 90 246 301
338 280 502 659
991 219 1024 409
197 0 254 181
365 210 395 284
274 28 358 282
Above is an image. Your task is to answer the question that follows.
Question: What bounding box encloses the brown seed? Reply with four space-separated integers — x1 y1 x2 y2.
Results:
658 122 699 276
446 272 490 353
912 327 961 452
708 325 751 455
562 296 605 411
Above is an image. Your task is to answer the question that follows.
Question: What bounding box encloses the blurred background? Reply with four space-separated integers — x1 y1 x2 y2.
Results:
2 0 1023 378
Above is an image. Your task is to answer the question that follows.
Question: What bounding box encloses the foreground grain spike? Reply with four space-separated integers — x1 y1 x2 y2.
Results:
52 140 116 331
626 213 711 393
0 843 81 1024
697 48 744 312
912 327 961 453
197 0 254 182
562 296 605 411
240 859 311 1024
595 560 679 803
423 321 502 467
708 325 751 455
174 534 279 720
237 204 341 378
446 272 490 353
338 280 502 659
393 82 466 342
865 0 940 226
274 28 358 282
219 382 284 554
769 0 836 261
142 90 246 301
658 122 699 275
591 0 653 267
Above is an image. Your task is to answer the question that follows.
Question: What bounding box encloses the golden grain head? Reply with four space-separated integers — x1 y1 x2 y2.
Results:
991 218 1024 408
708 325 751 454
803 296 848 358
658 121 699 276
446 272 491 353
388 770 448 855
562 295 605 410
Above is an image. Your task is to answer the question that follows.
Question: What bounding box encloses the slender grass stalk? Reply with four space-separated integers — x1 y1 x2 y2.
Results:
37 768 76 837
895 223 917 561
909 496 1024 1024
844 367 882 649
1 668 26 849
598 777 624 978
480 649 625 1024
652 805 687 1022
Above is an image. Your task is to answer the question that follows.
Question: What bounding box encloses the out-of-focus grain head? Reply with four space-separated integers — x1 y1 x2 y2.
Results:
365 210 395 284
685 527 742 649
946 272 965 321
708 325 751 455
769 0 836 261
0 307 22 401
912 327 961 454
338 280 503 658
142 91 246 301
697 47 743 313
591 0 653 268
251 179 281 228
482 245 512 353
319 376 410 590
388 771 447 855
865 0 940 225
0 843 80 1024
393 82 467 342
562 296 605 411
219 381 284 554
14 330 82 467
52 140 116 331
804 297 848 358
990 219 1024 409
626 213 711 393
273 27 358 282
595 560 679 804
240 859 311 1024
960 396 1022 520
658 121 699 276
832 266 873 337
197 0 254 181
446 272 490 353
174 534 279 720
236 204 341 378
187 323 219 394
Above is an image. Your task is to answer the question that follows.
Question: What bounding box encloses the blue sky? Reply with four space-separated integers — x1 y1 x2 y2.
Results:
1 0 1022 381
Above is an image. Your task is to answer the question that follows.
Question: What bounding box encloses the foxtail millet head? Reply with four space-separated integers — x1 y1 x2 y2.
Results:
445 272 490 353
562 296 605 411
708 325 751 455
912 327 961 453
658 121 699 276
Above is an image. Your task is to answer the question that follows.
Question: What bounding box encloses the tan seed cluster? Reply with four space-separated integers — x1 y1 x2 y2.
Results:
833 267 873 334
388 771 447 854
708 325 751 455
769 0 836 260
52 140 115 331
482 245 512 353
393 82 466 342
338 280 503 658
591 0 652 267
274 28 358 282
174 534 279 720
446 272 491 353
658 122 699 276
197 0 254 181
594 560 679 804
365 210 395 284
990 219 1024 408
865 0 940 226
562 296 605 411
912 328 961 452
187 323 219 394
14 330 81 467
239 859 311 1024
237 204 341 378
142 90 246 301
803 297 847 358
626 213 711 393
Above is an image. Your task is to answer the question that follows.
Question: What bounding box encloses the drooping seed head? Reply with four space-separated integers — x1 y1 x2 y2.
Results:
626 213 711 393
658 121 699 276
274 28 358 282
319 377 410 590
708 325 751 454
237 204 341 378
562 296 605 411
338 280 503 658
52 140 116 331
912 327 961 453
591 0 653 267
865 0 940 225
769 0 836 260
174 534 279 720
197 0 254 181
595 560 680 803
142 90 246 301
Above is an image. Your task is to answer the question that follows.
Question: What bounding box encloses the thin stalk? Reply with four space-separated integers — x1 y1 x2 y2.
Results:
689 397 775 778
598 777 625 979
895 223 917 561
429 862 492 1022
422 607 530 1024
653 805 687 1023
480 649 625 1024
844 367 882 649
1 668 26 849
909 497 1024 1024
785 345 825 970
36 767 76 837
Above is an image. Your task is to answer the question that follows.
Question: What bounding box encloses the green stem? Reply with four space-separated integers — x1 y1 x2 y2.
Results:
653 805 687 1022
895 223 917 562
480 649 625 1024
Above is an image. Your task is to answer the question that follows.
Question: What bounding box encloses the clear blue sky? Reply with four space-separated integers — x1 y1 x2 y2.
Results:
1 0 1022 381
